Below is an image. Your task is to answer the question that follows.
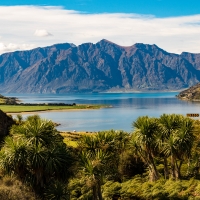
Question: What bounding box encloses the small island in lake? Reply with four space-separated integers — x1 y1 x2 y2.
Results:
0 94 109 113
177 83 200 101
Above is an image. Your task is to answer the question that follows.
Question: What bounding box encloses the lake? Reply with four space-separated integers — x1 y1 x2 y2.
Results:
4 92 200 132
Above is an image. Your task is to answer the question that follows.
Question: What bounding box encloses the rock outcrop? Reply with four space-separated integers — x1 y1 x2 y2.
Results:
0 110 15 138
177 83 200 101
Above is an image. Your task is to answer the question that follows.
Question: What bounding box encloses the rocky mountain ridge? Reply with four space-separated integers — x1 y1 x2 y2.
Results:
0 39 200 93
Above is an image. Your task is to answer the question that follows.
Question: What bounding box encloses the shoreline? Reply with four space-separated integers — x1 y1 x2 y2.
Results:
6 108 95 115
1 104 111 115
104 89 184 93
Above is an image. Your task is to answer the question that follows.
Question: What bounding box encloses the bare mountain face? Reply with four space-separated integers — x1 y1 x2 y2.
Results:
0 39 200 93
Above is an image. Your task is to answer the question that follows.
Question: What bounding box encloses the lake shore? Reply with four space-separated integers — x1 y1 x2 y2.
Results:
6 108 99 115
1 92 184 132
1 104 111 114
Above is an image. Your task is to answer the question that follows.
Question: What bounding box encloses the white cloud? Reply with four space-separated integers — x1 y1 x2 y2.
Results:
0 43 35 55
34 29 52 37
0 6 200 54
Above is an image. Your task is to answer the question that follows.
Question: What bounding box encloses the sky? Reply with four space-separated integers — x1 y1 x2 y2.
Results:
0 0 200 54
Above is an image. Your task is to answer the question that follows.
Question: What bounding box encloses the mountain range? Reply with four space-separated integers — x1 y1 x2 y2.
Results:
0 39 200 93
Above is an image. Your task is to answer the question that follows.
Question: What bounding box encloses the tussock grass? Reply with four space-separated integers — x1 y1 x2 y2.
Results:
0 176 37 200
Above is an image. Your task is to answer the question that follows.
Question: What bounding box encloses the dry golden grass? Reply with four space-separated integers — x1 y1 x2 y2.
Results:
0 176 38 200
60 131 96 147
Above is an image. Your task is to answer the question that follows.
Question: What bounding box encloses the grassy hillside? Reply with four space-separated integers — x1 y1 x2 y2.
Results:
177 83 200 100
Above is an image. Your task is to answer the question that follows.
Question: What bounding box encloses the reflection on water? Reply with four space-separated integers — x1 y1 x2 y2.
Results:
4 92 200 132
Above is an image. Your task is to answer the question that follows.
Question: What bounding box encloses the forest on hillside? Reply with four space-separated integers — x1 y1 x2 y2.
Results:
0 113 200 199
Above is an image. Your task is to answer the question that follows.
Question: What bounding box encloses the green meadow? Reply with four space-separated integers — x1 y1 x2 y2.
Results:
0 104 106 113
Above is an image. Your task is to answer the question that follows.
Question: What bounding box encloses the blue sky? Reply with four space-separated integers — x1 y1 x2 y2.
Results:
0 0 200 54
0 0 199 17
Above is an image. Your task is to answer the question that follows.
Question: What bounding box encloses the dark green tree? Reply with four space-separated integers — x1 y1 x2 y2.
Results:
0 115 74 197
159 114 194 179
131 116 160 181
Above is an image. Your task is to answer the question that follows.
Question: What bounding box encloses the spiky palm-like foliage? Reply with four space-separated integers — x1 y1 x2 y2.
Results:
79 149 111 200
78 130 130 199
0 115 74 197
10 115 63 148
44 180 70 200
159 114 194 179
0 137 29 178
131 116 160 181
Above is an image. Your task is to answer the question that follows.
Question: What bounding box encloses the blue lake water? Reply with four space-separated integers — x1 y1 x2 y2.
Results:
4 92 200 132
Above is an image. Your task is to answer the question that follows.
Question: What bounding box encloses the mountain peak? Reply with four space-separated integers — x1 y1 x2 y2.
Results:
134 43 159 49
100 39 113 43
0 39 199 93
98 39 120 47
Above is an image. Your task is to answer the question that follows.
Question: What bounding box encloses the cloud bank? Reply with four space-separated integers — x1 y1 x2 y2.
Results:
0 43 35 54
0 6 200 54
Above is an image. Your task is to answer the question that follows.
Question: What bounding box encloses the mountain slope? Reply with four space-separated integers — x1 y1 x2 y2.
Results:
0 39 200 93
177 83 200 101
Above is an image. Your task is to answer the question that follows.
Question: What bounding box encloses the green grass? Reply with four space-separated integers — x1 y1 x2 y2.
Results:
0 104 108 113
61 131 95 147
63 138 78 147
